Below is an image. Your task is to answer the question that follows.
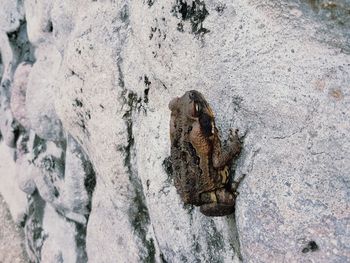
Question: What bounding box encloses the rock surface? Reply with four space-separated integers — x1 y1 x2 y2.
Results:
0 194 28 263
0 0 349 262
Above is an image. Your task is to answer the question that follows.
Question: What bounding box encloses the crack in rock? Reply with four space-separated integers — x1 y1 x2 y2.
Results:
115 4 159 261
121 89 156 262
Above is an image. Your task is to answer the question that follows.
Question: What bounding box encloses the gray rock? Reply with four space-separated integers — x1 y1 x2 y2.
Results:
0 193 28 263
24 0 53 45
24 192 81 263
0 18 34 148
23 135 93 261
0 142 27 224
0 32 18 147
11 62 32 129
50 1 78 53
40 204 81 263
0 0 349 262
54 2 242 262
29 135 94 225
16 131 36 195
0 32 15 89
26 44 64 141
17 163 36 195
31 138 66 206
24 193 45 263
0 59 3 77
62 135 95 223
0 107 19 147
0 0 24 32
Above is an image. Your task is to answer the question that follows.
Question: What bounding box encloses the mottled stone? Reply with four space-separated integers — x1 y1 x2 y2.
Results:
61 135 95 223
40 204 80 263
11 62 32 129
0 31 19 148
0 0 349 262
26 45 64 141
16 131 36 195
24 193 45 263
0 142 27 223
50 1 79 53
0 0 24 32
0 32 15 88
0 194 28 263
0 108 19 147
30 137 66 207
24 0 54 45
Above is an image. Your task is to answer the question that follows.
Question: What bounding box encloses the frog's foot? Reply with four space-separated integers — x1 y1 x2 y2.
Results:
200 203 234 217
228 128 241 152
199 189 236 217
229 128 239 140
230 174 246 192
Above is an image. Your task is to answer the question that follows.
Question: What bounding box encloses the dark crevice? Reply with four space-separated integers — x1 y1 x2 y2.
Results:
84 162 96 215
30 132 96 262
75 144 96 263
44 20 53 33
74 222 88 263
208 227 225 261
1 18 35 149
227 145 245 262
121 90 155 262
302 240 319 253
229 216 243 261
24 191 46 263
160 252 168 263
6 18 36 66
143 75 151 104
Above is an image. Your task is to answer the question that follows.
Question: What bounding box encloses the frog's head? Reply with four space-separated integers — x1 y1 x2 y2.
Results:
168 90 216 137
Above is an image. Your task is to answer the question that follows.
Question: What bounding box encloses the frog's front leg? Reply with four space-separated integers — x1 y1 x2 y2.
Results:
213 129 241 168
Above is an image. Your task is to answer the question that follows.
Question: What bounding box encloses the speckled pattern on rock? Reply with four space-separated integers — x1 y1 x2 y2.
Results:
0 194 28 263
0 0 349 262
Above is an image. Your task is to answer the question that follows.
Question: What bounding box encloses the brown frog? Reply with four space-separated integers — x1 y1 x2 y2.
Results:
168 90 243 216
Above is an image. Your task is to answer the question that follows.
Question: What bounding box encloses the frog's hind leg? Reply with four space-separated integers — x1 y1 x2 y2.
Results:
200 203 235 217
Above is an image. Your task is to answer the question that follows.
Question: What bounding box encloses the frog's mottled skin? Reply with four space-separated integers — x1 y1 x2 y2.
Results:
168 90 243 216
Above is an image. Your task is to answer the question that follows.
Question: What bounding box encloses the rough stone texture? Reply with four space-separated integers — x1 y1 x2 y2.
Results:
0 194 28 263
0 0 24 33
0 142 27 223
11 62 32 129
26 44 64 141
0 0 349 262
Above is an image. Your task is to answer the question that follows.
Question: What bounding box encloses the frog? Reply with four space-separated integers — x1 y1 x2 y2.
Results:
168 90 244 216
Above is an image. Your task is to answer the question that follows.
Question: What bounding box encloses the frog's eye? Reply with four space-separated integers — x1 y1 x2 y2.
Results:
192 102 201 117
195 103 200 113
